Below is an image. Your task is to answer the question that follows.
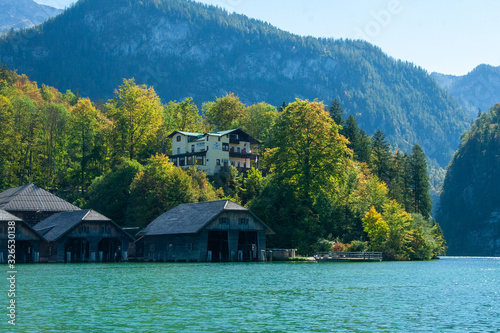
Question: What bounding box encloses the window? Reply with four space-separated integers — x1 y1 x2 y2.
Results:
191 145 195 153
171 157 177 166
219 217 229 224
206 136 209 142
216 159 220 166
179 157 185 166
196 156 204 165
186 243 193 251
218 137 221 141
237 161 241 168
222 143 229 151
239 218 249 224
177 147 181 155
176 136 181 142
187 156 193 165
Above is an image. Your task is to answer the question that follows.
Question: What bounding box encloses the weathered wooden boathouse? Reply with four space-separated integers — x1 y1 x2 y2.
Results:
34 209 134 263
0 209 43 263
137 200 273 262
0 184 80 227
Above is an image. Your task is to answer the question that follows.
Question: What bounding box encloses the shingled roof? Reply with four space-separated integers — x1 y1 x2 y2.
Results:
0 184 80 213
138 200 273 236
0 209 22 222
34 209 133 242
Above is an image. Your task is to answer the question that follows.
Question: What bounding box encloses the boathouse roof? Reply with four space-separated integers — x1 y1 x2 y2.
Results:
0 209 22 221
34 209 133 242
0 184 80 213
138 200 273 236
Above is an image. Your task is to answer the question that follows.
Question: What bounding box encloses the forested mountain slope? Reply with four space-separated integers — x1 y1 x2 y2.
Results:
0 0 61 32
431 64 500 118
437 103 500 256
0 0 470 168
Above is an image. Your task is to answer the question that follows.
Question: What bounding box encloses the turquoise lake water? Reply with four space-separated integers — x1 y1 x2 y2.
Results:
5 257 500 332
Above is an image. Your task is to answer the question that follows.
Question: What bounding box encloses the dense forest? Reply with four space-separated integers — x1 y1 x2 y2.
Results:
0 0 470 179
437 103 500 256
0 65 445 259
432 65 500 119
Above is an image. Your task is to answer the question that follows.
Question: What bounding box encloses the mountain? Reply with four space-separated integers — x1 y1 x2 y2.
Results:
437 103 500 256
0 0 470 168
431 65 500 118
0 0 62 33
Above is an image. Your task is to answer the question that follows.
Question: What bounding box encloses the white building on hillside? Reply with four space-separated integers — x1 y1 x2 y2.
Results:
168 129 261 176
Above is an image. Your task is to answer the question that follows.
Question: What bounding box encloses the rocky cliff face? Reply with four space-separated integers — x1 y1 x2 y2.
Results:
0 0 470 170
0 0 62 32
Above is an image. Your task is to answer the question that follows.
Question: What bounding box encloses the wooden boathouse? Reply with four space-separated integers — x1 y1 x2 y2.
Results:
137 200 274 262
0 209 43 263
34 209 134 263
0 184 80 227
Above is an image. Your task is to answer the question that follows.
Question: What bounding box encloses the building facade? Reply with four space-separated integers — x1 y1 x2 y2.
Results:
34 209 134 263
168 129 260 176
0 209 42 263
137 200 273 262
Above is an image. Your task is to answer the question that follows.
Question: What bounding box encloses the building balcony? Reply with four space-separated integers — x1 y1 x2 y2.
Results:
229 151 258 159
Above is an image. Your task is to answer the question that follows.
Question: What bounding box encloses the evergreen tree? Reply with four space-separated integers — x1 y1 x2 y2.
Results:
344 115 360 158
370 129 391 183
328 98 344 127
357 129 371 164
407 144 432 218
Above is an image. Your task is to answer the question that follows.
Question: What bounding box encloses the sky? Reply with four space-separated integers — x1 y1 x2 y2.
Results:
34 0 500 76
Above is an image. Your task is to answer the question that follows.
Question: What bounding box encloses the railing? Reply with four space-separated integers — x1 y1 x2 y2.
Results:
314 252 383 261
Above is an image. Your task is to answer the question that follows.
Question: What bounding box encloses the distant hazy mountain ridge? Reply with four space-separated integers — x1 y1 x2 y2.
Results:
0 0 470 169
431 64 500 118
0 0 62 32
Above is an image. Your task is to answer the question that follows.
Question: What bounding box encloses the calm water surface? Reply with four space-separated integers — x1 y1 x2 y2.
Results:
5 257 500 332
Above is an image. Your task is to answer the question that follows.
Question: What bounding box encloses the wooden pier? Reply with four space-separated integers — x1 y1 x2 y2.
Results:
314 252 383 262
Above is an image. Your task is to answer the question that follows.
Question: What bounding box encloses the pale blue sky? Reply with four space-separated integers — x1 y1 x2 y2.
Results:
35 0 500 75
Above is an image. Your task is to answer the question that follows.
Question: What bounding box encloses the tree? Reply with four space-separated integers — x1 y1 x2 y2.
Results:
39 103 70 188
370 129 391 183
239 167 264 205
164 97 202 132
266 99 351 203
203 93 245 131
240 102 277 144
362 206 389 250
106 78 164 161
85 159 143 225
328 98 344 127
407 144 432 218
128 154 204 228
68 98 107 195
382 200 413 260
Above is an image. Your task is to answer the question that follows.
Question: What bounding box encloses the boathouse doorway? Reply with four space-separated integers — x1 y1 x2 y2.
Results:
16 240 36 263
64 238 89 263
207 231 229 261
238 231 258 261
98 238 122 262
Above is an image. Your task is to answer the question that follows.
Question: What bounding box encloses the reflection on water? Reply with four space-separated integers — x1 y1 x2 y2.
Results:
10 257 500 332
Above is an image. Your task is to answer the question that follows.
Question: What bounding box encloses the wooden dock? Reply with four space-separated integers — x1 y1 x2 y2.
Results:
314 252 383 262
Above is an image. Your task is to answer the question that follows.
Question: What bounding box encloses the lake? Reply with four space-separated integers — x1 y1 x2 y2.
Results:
7 257 500 332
